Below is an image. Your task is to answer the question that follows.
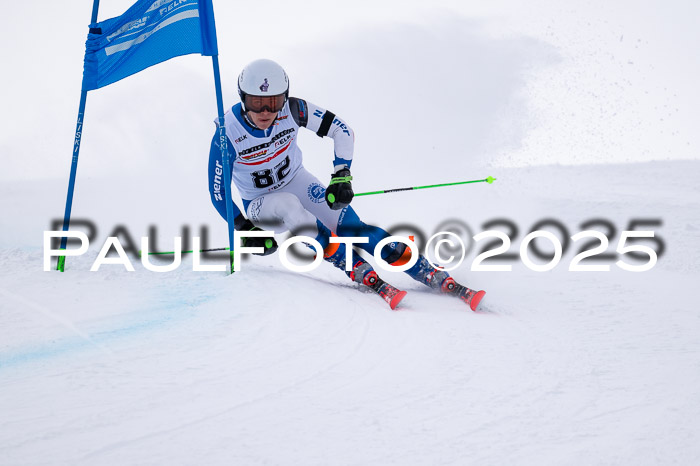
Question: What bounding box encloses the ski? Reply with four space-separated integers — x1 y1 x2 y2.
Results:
371 277 408 310
357 270 407 310
441 277 486 311
351 264 484 312
462 289 486 311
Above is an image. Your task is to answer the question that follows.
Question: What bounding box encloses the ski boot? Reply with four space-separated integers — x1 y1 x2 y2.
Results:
440 277 486 311
351 261 407 310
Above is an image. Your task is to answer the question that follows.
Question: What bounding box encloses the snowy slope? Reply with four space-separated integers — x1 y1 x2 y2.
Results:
2 161 699 465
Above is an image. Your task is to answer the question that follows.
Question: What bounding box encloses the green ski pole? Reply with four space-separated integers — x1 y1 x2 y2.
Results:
146 177 495 256
354 176 496 197
140 241 273 257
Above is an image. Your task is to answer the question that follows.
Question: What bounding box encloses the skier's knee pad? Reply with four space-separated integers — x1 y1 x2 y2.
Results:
381 241 413 266
322 231 339 258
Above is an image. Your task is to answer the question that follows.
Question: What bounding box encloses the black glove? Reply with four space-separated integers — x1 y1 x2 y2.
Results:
234 217 278 256
325 167 354 210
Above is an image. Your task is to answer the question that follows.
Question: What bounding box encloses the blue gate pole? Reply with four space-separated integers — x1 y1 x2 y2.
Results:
57 0 101 272
211 55 236 273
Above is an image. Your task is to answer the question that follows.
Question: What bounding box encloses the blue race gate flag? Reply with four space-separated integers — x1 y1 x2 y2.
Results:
82 0 218 91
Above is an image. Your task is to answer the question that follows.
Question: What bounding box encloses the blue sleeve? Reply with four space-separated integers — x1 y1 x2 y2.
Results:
334 153 352 170
208 131 243 222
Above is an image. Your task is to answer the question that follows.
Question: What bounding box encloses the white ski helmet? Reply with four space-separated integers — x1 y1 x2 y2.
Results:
238 59 289 113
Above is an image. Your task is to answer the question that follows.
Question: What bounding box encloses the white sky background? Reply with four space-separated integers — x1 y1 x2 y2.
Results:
0 0 698 183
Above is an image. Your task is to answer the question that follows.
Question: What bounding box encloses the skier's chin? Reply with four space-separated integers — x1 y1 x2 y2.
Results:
249 111 277 129
259 119 275 129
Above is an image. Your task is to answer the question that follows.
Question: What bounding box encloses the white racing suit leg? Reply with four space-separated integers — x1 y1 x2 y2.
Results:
245 167 342 237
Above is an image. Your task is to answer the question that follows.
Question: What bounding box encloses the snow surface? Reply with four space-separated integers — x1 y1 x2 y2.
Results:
2 1 700 465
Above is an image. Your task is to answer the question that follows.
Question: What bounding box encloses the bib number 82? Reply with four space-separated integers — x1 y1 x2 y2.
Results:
251 155 291 189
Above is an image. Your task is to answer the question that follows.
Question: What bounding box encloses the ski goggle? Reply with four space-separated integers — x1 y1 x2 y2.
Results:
244 93 286 113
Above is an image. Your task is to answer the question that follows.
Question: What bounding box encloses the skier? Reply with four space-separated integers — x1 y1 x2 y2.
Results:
208 58 484 310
